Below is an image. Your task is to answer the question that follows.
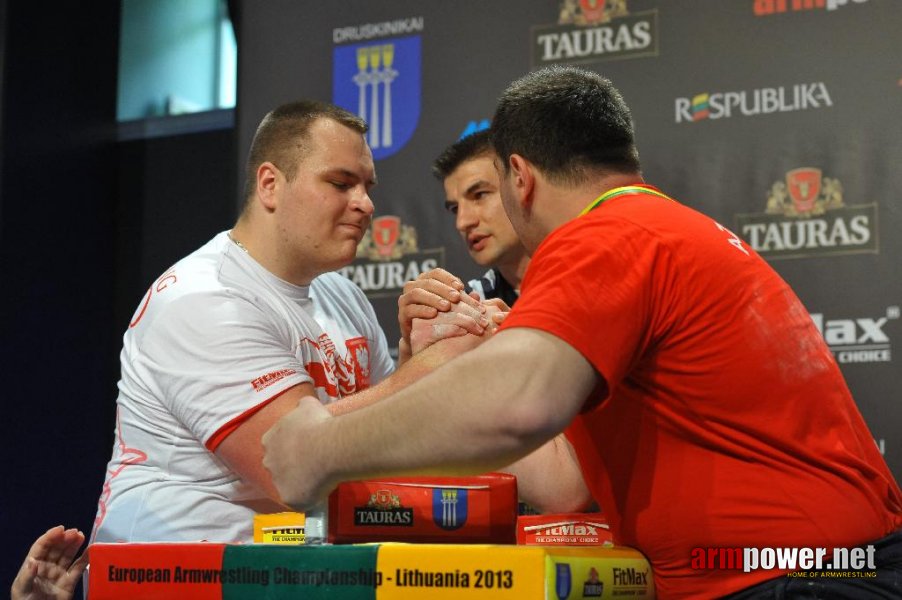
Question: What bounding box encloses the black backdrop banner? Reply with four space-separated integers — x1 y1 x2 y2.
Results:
236 0 902 479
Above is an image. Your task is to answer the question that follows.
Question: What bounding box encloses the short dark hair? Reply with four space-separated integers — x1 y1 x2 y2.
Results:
243 100 368 201
492 66 640 185
431 129 494 181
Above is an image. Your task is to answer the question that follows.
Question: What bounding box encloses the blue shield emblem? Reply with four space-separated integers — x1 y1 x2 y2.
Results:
432 488 468 530
333 35 421 160
555 563 572 599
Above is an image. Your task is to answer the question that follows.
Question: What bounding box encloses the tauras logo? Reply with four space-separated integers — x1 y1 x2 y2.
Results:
811 306 898 364
531 1 658 66
354 489 415 526
354 509 414 526
340 215 444 297
735 168 878 260
675 83 831 123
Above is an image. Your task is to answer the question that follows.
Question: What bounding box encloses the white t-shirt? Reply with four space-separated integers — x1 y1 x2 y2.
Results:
91 232 394 543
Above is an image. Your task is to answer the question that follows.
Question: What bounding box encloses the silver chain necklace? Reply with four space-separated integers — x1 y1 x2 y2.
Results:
227 231 249 253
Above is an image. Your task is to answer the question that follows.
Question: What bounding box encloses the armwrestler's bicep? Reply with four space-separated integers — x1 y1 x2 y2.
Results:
214 382 316 503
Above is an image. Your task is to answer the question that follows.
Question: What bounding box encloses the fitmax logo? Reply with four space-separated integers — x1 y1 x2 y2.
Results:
811 306 898 364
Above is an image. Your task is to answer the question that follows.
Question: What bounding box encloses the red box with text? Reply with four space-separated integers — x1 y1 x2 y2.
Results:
328 473 517 544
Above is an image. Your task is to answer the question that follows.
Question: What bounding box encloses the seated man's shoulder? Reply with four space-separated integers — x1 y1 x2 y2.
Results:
130 263 263 335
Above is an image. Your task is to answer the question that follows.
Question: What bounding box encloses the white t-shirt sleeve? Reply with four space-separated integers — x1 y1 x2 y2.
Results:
138 289 312 448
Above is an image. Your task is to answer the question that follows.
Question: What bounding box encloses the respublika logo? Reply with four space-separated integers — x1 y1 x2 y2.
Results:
333 17 423 160
432 488 468 531
531 0 658 67
754 0 869 17
339 215 444 298
811 306 898 364
734 168 878 259
675 83 832 123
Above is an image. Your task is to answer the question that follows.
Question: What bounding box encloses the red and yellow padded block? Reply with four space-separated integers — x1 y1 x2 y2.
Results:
328 473 518 544
87 542 653 599
87 543 380 600
376 543 653 599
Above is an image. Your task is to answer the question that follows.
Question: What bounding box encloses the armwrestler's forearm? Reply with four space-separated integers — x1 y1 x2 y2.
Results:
502 435 592 513
326 339 462 416
313 329 597 485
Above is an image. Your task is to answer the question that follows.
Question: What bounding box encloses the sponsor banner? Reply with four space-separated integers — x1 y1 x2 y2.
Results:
328 475 517 544
89 542 653 600
333 26 422 160
754 0 870 17
88 543 381 600
88 543 227 600
531 1 658 67
377 543 651 599
811 306 898 365
376 544 543 599
253 512 307 544
518 513 614 546
675 83 832 123
735 168 878 259
546 548 655 600
221 545 379 600
333 17 424 44
340 215 446 299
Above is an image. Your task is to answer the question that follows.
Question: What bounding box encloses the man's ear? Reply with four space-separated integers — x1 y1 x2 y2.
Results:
256 162 281 211
508 154 535 212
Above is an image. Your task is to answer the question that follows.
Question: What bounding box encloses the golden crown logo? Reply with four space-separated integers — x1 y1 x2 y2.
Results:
558 0 628 25
766 168 844 218
357 215 419 261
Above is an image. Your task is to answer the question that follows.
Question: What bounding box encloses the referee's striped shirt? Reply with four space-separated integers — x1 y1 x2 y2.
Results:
465 268 519 308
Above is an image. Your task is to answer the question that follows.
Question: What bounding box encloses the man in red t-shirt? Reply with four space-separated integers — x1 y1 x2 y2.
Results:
262 67 902 598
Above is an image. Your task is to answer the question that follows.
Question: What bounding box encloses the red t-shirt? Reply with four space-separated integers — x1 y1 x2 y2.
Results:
500 186 902 598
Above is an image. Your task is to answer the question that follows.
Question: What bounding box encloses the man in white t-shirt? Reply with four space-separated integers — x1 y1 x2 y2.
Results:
91 100 488 543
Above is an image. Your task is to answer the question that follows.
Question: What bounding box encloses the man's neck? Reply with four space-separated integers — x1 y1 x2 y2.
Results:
540 172 645 233
229 218 318 286
496 252 530 291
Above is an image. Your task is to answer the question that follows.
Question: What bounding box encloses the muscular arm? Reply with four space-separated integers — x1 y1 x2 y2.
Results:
502 435 592 513
262 328 601 510
215 332 486 502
